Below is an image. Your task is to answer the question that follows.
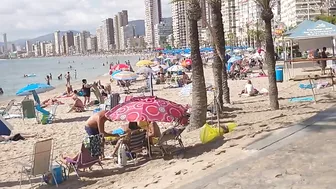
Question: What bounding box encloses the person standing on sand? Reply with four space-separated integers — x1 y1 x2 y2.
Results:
85 110 118 137
321 47 327 75
46 75 51 85
65 72 71 85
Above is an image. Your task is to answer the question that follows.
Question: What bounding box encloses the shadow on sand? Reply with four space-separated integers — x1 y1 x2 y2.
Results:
53 116 90 124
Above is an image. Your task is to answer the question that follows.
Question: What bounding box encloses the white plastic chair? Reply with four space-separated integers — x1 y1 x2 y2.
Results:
19 138 58 188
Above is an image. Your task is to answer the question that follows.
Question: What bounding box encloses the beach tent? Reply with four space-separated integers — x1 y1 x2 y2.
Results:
0 116 13 135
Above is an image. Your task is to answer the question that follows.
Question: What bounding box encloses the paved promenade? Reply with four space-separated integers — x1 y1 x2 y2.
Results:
179 106 336 189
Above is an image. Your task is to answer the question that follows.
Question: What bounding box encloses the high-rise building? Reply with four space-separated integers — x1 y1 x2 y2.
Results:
61 35 66 55
222 0 238 44
34 41 41 57
87 36 98 52
54 31 61 55
74 34 81 53
114 11 128 50
45 42 55 56
80 31 90 54
145 0 162 48
172 1 188 48
11 44 16 52
281 0 321 27
101 18 115 51
64 31 74 54
40 42 46 56
154 22 173 48
3 33 8 54
96 26 103 51
25 40 32 53
114 15 121 50
120 25 136 50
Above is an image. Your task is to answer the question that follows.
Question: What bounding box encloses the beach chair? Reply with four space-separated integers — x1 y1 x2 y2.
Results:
149 127 185 157
19 138 58 188
123 129 147 165
48 104 58 123
63 144 103 179
0 99 15 117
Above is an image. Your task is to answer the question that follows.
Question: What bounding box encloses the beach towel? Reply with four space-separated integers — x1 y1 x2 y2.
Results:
88 135 103 157
289 97 314 102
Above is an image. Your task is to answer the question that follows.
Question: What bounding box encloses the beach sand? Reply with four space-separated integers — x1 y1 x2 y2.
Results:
1 62 335 189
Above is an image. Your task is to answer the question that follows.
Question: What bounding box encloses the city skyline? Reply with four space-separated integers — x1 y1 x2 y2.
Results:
0 0 171 41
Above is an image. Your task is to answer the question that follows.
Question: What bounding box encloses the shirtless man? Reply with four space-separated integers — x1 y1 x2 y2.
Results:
85 110 117 137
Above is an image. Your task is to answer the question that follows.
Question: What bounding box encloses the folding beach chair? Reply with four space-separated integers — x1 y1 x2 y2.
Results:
63 144 103 179
0 99 15 117
123 129 147 165
48 104 58 123
19 138 58 188
149 127 185 157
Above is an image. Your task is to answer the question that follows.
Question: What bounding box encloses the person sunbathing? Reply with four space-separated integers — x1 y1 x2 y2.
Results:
105 122 141 158
41 98 64 107
240 80 258 96
182 72 191 85
68 96 85 113
138 121 161 144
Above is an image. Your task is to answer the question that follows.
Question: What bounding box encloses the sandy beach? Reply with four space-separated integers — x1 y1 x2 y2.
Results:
1 61 335 189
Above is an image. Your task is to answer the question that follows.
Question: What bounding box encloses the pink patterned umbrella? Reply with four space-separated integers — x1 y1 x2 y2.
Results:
105 96 188 123
111 64 130 71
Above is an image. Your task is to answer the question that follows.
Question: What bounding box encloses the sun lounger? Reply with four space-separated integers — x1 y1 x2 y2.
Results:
63 143 103 179
19 138 58 187
0 99 15 117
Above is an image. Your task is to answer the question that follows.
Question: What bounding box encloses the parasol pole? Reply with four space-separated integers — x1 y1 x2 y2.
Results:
150 72 154 96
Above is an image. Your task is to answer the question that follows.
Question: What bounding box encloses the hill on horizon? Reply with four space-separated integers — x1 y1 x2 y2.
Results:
0 17 172 47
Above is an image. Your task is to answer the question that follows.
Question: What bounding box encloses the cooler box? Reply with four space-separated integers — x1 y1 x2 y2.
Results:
275 66 284 82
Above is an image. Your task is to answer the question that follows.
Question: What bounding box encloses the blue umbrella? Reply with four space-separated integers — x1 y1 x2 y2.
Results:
16 83 55 96
228 56 243 64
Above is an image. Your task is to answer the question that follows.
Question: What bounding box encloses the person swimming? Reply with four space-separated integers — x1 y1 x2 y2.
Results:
0 88 3 95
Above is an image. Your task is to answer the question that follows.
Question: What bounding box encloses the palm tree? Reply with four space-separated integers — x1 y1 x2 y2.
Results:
209 0 230 106
172 0 207 128
255 0 279 110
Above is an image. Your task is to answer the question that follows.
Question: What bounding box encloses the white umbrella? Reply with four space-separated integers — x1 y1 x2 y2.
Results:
167 65 185 72
152 64 169 72
136 67 153 74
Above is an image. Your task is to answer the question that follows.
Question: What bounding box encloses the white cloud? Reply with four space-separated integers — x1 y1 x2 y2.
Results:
0 0 172 41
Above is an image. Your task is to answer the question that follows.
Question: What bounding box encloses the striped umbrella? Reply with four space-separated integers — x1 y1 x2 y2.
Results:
112 71 138 81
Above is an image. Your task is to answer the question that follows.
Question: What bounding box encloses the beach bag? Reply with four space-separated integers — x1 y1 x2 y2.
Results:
41 114 49 125
43 164 68 185
200 123 222 144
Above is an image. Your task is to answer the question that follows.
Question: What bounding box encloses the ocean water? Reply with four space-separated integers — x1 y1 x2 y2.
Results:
0 55 140 100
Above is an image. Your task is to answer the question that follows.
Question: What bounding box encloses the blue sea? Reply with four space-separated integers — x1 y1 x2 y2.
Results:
0 55 140 100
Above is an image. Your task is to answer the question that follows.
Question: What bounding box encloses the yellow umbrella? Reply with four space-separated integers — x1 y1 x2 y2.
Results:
136 60 154 67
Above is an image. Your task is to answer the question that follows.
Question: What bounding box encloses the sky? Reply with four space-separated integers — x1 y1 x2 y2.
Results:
0 0 172 41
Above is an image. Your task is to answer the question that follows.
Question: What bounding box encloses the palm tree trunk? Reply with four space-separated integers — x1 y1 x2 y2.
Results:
210 0 230 104
189 1 207 129
262 10 279 110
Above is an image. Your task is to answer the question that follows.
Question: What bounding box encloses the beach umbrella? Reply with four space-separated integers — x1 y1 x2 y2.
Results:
111 70 122 76
152 64 169 72
16 83 55 96
185 59 192 65
105 96 188 122
112 71 138 81
136 67 154 75
111 64 129 71
136 60 154 67
246 47 254 51
227 56 243 64
167 65 185 72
